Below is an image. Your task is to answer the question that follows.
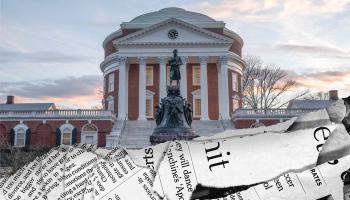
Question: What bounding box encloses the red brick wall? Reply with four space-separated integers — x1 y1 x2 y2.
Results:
260 119 281 126
205 28 242 56
207 63 219 120
128 64 139 120
234 119 256 129
0 120 113 147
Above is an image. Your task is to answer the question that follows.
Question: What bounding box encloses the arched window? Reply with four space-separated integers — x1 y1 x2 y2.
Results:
81 123 98 145
59 124 75 145
12 124 29 147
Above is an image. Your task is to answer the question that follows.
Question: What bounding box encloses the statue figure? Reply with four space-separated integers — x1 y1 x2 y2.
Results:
168 49 182 88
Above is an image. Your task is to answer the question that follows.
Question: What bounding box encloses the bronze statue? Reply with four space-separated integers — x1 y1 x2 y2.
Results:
168 49 182 88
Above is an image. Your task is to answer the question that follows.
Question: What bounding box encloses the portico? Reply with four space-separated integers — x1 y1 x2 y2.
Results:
100 9 245 122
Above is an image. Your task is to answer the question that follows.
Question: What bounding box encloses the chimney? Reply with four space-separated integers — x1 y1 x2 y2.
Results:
329 90 339 100
6 95 14 104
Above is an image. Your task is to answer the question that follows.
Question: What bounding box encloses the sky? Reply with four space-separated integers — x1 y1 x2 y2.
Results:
0 0 350 108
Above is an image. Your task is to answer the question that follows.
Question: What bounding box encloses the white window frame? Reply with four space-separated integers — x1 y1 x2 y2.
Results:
192 66 201 86
59 123 74 145
108 73 114 93
146 66 153 86
146 90 155 118
232 99 239 112
81 123 98 145
13 124 29 147
192 89 201 118
232 73 238 92
106 95 114 111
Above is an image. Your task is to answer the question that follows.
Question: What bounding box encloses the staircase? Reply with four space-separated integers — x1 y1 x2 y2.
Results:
118 120 156 149
114 119 235 149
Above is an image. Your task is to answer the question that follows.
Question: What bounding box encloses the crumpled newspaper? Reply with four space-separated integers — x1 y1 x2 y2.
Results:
1 98 350 200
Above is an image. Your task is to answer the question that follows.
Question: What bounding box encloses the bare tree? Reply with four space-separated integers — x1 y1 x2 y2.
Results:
242 55 308 110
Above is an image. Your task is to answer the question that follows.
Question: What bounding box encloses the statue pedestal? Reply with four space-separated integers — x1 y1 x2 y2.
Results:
150 86 198 145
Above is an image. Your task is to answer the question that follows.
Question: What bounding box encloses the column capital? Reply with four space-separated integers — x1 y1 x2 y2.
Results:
180 56 189 63
199 56 209 64
118 56 127 65
158 56 168 65
219 55 229 64
138 56 147 65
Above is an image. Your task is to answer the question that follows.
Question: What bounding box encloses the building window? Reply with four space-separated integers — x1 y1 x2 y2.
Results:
108 99 114 111
232 73 238 92
193 98 201 117
232 99 239 112
62 128 72 145
85 136 94 144
81 123 98 145
15 128 26 147
192 66 201 86
146 66 153 86
146 90 155 118
108 73 114 93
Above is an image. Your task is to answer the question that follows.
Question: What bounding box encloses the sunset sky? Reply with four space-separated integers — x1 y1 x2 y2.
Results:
1 0 350 108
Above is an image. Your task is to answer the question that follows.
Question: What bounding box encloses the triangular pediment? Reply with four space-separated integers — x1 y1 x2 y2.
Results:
114 18 233 46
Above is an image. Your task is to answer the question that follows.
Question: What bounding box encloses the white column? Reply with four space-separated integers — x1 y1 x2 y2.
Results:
118 56 127 120
158 56 167 100
138 57 147 120
180 56 188 99
220 55 230 119
199 56 209 120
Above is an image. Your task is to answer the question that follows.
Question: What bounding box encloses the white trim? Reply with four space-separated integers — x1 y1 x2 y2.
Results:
146 65 154 86
13 124 29 147
59 123 74 145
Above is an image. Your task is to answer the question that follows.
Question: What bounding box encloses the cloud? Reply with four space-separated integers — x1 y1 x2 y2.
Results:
187 0 350 21
287 70 350 97
0 75 103 108
274 44 350 59
0 49 91 63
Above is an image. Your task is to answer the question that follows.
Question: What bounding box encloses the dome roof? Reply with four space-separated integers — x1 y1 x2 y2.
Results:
130 7 216 24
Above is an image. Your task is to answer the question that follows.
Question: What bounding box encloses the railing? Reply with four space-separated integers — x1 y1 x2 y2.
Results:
0 109 117 120
117 114 128 146
231 108 321 119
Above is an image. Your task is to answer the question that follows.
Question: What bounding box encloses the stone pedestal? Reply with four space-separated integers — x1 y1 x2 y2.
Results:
150 86 197 145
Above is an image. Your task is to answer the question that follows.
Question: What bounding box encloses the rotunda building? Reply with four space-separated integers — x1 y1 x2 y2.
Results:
100 7 245 122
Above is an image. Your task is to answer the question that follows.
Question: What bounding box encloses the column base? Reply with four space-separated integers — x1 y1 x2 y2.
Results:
200 117 210 121
138 116 147 121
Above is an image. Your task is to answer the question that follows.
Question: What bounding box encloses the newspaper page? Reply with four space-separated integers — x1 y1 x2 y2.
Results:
91 154 160 200
216 154 350 200
153 125 337 200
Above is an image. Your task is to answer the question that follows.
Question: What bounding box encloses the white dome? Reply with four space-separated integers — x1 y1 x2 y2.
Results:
130 7 216 24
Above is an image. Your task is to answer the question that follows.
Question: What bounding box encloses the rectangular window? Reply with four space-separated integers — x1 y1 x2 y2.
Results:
193 98 201 117
108 99 114 111
85 136 94 144
16 132 25 147
108 73 114 92
192 66 201 86
146 66 153 86
232 99 239 112
63 133 71 145
146 98 153 118
232 73 238 92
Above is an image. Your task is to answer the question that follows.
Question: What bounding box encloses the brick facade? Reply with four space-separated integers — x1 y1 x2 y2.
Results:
0 120 113 147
